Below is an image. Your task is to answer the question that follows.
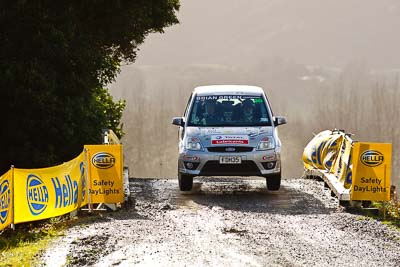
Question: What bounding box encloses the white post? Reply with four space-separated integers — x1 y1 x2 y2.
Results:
11 165 15 230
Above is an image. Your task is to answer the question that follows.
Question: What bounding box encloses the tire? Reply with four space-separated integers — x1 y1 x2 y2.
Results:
178 173 193 191
266 173 281 191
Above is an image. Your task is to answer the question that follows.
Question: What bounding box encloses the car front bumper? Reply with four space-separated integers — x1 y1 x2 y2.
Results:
178 148 281 177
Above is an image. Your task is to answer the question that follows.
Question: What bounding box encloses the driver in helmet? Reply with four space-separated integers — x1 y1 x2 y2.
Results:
241 99 255 123
202 99 222 125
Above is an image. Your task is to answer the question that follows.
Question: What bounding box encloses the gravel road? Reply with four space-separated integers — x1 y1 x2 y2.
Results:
42 177 400 266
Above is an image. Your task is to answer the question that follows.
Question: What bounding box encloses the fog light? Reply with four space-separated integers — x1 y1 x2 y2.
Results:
262 161 276 170
186 162 194 169
184 161 200 170
266 162 275 169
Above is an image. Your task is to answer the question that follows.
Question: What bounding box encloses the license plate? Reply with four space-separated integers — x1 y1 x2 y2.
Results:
219 156 242 164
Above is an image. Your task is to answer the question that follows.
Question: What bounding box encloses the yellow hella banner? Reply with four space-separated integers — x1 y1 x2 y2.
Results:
351 142 391 201
330 136 352 189
302 130 343 171
0 170 13 231
13 152 88 224
85 145 123 203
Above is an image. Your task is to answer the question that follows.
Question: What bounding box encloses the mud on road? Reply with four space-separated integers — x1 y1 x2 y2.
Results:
42 178 400 266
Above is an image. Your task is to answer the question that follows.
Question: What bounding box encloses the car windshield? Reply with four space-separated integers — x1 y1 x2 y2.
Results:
187 95 272 127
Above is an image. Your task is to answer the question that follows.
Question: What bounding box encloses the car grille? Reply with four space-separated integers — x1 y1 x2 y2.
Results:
207 146 254 153
199 160 261 176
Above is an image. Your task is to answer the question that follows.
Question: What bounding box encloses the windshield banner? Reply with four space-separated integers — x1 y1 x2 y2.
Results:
196 95 259 101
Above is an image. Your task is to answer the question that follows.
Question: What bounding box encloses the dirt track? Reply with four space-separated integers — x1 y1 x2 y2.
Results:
42 177 400 266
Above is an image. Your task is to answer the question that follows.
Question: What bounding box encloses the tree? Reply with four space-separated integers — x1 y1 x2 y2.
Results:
0 0 180 173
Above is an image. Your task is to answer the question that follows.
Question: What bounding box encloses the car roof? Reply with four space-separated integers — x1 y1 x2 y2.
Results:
193 85 264 96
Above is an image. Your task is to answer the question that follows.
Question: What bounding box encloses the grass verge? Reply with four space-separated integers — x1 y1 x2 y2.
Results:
374 194 400 228
0 211 110 267
0 216 69 266
351 193 400 229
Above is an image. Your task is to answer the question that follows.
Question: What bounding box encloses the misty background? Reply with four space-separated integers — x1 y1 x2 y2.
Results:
108 0 400 187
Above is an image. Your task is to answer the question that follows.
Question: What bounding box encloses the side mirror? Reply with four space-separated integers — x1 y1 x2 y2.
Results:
273 116 287 126
172 117 184 126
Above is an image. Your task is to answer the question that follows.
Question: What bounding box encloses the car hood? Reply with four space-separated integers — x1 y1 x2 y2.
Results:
186 126 274 147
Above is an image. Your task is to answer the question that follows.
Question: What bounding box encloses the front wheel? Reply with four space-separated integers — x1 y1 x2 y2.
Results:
265 173 281 191
178 173 193 191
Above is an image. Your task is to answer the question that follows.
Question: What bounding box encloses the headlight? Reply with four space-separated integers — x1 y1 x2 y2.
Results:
186 137 203 151
257 136 275 150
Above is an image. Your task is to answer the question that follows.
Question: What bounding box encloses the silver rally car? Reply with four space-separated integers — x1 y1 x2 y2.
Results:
172 85 287 191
